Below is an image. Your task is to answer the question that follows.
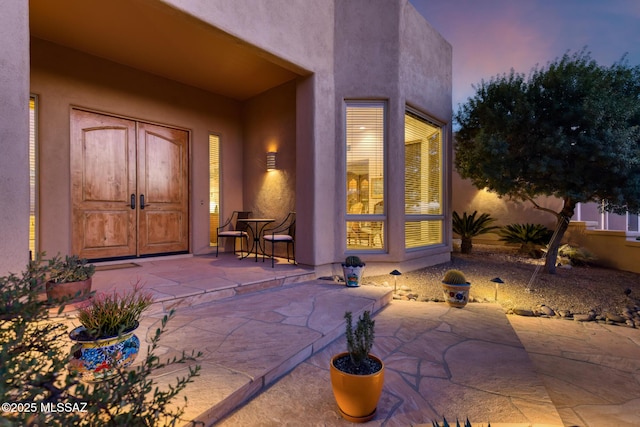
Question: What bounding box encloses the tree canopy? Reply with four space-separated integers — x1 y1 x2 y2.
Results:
455 50 640 273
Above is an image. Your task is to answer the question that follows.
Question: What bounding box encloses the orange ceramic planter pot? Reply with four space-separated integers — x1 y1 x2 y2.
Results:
46 278 92 302
330 352 384 423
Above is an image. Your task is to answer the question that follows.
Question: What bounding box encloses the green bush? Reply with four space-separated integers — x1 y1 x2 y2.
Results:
452 211 499 254
553 244 597 266
47 254 95 283
498 223 553 257
0 255 201 426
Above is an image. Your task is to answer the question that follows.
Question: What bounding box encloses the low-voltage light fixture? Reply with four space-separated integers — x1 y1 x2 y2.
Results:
390 269 402 293
490 277 504 301
266 151 277 171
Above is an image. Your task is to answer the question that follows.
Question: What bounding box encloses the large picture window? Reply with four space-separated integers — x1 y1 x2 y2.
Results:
404 109 443 249
345 102 385 250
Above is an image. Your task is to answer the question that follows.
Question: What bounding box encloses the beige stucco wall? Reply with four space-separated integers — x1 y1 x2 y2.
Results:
330 0 453 274
452 170 563 243
165 0 337 268
399 1 453 266
241 81 297 258
30 39 244 257
1 0 452 275
0 0 30 275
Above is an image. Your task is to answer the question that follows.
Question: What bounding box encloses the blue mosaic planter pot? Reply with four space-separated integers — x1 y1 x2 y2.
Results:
342 265 365 287
442 282 471 308
68 324 141 382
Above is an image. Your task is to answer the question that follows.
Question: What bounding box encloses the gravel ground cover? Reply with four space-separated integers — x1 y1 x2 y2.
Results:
366 244 640 324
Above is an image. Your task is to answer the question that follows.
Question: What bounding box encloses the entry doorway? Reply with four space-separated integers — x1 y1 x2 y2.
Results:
71 110 189 260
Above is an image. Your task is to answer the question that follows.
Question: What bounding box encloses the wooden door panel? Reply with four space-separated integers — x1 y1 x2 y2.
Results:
137 123 189 255
144 211 185 245
71 110 136 259
81 211 132 249
145 133 184 203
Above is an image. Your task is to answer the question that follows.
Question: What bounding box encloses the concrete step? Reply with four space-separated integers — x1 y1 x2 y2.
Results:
134 280 393 426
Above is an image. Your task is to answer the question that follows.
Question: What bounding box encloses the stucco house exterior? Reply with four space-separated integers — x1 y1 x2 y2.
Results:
0 0 452 277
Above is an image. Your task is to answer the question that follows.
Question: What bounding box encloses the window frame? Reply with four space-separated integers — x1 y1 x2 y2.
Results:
404 106 446 250
344 100 387 253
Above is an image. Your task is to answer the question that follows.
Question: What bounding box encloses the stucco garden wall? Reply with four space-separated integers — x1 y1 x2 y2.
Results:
30 39 244 257
565 222 640 274
0 0 30 276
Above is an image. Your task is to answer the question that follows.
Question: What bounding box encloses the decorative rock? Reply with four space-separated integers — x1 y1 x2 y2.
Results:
539 305 555 316
626 319 636 328
606 313 626 323
574 314 593 322
513 308 535 317
557 310 571 318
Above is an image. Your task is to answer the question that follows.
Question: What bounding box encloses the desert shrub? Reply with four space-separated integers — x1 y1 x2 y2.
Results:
452 211 499 254
555 244 597 266
0 255 201 427
498 223 553 257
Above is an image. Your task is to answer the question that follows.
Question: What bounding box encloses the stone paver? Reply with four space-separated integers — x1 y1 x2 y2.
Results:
136 280 392 426
508 315 640 427
80 257 640 426
219 302 563 426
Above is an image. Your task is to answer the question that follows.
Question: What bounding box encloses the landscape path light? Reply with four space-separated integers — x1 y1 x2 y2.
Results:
389 269 402 293
490 277 504 301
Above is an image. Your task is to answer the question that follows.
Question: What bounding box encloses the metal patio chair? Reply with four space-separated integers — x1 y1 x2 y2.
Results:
262 212 295 268
216 210 251 258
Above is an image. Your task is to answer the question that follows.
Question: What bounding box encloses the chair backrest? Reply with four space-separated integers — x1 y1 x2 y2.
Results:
235 211 251 232
371 202 384 232
286 212 296 238
349 202 363 214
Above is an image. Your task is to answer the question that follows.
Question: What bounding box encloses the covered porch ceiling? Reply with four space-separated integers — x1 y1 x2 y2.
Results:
29 0 308 101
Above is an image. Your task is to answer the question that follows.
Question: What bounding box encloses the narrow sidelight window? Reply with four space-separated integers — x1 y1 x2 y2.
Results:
345 101 385 250
29 96 38 258
209 135 220 246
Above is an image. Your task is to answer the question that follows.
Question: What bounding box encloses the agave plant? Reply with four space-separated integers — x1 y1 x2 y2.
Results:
432 417 490 427
498 223 553 257
452 211 499 254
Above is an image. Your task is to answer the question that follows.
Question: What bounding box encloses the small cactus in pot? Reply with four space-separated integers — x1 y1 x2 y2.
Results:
441 269 470 308
442 269 468 285
342 256 365 287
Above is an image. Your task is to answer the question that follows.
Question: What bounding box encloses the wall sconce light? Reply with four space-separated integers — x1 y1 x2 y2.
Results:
266 151 277 171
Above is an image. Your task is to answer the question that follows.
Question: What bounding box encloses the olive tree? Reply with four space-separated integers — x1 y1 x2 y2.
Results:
455 50 640 273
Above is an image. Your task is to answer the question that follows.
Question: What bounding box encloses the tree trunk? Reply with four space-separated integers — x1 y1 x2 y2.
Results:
461 238 472 254
543 199 576 274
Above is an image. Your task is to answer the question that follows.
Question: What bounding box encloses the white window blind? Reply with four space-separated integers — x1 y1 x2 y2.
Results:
209 135 220 246
346 102 385 250
404 110 443 249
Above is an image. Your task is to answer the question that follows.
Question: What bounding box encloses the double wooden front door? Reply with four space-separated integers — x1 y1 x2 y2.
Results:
71 110 189 259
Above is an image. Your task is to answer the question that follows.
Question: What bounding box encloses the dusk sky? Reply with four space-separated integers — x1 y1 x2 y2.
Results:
409 0 640 112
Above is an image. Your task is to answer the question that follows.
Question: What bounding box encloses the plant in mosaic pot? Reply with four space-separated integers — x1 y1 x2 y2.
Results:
342 255 366 287
441 269 471 308
68 281 153 382
330 311 384 423
45 254 95 302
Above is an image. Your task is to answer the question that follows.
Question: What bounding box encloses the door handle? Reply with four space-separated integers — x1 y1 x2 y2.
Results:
140 194 145 210
130 194 136 209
